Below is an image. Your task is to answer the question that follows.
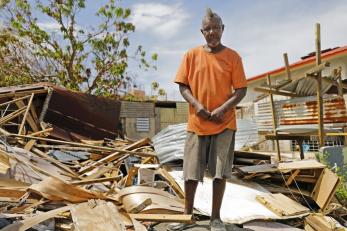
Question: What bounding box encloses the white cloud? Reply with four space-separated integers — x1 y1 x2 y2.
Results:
37 22 61 32
130 3 189 39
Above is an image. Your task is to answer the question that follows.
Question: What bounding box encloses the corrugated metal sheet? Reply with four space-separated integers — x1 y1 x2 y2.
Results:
176 102 189 115
255 95 347 132
159 108 175 122
281 76 335 96
0 83 121 141
120 101 155 118
152 120 259 163
44 87 121 140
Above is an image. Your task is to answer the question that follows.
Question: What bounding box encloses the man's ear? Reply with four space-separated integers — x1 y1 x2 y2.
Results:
222 24 225 32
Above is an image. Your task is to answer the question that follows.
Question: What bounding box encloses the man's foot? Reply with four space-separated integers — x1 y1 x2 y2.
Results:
167 223 195 231
210 219 226 231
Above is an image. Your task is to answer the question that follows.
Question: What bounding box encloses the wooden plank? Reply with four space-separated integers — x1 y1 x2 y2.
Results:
18 93 34 135
285 169 300 186
315 23 324 148
305 213 338 231
79 138 151 175
30 147 78 178
253 87 298 97
125 167 139 187
0 95 31 108
267 75 281 161
24 139 36 151
305 62 330 76
283 53 291 80
0 89 47 99
10 135 155 161
311 168 340 210
253 80 292 103
29 127 53 137
14 100 39 132
129 214 193 223
156 168 185 199
0 106 27 125
29 177 111 203
256 193 309 216
278 160 325 171
71 176 122 185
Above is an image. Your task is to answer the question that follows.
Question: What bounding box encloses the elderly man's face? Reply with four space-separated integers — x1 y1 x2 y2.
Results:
201 17 224 48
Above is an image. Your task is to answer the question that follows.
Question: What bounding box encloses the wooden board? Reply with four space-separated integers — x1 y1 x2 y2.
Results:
311 168 340 210
256 193 309 217
278 160 325 171
71 200 126 231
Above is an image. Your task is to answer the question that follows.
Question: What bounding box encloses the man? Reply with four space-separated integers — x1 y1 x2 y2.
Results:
169 8 247 231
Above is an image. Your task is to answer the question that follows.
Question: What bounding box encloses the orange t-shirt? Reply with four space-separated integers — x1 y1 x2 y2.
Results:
175 46 247 135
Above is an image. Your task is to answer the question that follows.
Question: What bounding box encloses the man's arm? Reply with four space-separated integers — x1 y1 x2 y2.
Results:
210 87 247 123
179 83 211 120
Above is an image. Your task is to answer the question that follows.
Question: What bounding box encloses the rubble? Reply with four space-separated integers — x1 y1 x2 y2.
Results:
0 84 346 231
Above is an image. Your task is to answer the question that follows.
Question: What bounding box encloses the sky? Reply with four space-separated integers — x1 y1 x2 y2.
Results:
11 0 347 100
122 0 347 100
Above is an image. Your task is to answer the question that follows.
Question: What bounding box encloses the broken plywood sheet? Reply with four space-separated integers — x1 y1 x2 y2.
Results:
256 193 309 216
119 186 184 214
311 168 340 210
71 200 126 231
278 160 325 171
169 171 308 224
304 213 346 231
29 177 111 203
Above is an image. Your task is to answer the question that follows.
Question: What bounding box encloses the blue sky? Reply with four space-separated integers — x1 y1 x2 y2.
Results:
20 0 347 100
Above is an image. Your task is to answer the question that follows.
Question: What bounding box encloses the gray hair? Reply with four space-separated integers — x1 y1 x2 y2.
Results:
203 8 223 25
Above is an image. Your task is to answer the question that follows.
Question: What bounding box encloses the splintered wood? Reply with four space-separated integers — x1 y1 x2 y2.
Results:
0 85 345 230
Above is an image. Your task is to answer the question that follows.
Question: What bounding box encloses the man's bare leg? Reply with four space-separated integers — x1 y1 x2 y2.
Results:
184 180 198 214
211 178 226 220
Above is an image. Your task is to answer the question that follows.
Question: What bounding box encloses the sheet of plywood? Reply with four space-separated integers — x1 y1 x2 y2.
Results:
118 186 183 203
71 200 126 231
311 168 340 210
29 177 112 203
278 160 325 171
121 193 184 214
256 193 309 217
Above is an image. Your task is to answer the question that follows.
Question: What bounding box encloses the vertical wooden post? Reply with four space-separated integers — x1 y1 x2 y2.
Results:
267 75 281 161
283 53 291 81
18 93 34 135
315 23 324 148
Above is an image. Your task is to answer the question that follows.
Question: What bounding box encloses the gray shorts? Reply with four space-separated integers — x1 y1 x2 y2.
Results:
183 129 235 181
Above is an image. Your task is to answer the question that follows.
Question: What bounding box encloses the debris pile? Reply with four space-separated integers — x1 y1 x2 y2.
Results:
0 84 346 230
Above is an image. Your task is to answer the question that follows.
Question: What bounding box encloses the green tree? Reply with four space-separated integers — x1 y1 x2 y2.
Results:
0 0 157 96
158 88 167 100
151 81 159 95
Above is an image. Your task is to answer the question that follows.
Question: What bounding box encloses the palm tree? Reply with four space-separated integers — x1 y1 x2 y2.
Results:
151 81 159 96
158 88 167 100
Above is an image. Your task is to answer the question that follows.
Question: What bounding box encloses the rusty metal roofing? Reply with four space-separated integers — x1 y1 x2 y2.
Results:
255 95 347 132
280 76 335 96
0 83 121 141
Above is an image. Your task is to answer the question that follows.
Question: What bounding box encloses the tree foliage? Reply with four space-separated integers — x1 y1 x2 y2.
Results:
0 0 157 96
